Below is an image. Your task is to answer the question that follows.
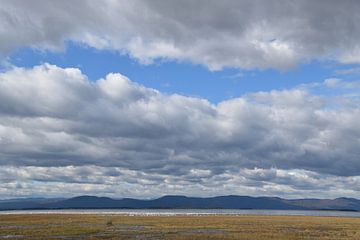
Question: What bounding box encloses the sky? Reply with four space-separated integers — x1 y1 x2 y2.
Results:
0 0 359 199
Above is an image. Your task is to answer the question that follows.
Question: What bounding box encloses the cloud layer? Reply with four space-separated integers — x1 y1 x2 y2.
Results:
0 64 359 198
2 0 360 70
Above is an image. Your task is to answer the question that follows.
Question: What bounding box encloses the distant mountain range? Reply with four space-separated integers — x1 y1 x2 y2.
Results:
1 195 360 211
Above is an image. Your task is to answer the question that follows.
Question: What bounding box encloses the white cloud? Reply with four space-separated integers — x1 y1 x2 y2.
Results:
335 67 360 76
1 165 360 199
0 64 359 198
1 0 360 70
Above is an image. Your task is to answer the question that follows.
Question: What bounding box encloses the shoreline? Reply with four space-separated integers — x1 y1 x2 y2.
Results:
1 208 360 218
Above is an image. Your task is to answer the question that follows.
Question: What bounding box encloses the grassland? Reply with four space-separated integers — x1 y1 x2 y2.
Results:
0 214 360 239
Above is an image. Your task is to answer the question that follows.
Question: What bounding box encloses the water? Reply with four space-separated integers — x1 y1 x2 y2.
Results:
1 209 360 217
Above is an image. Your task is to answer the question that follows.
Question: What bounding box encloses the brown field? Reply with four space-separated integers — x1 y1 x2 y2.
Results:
0 214 360 239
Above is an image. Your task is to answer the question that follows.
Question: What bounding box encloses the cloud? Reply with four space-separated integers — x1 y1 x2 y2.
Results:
323 78 360 89
335 67 360 76
1 166 360 199
0 64 359 198
2 0 360 70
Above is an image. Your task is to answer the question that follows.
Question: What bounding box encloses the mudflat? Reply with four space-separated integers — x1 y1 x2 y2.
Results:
1 214 360 239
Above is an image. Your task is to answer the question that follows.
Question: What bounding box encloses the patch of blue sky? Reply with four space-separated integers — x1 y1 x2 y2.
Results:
6 41 352 103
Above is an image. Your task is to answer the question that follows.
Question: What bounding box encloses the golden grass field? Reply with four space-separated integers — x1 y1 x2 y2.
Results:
1 214 360 239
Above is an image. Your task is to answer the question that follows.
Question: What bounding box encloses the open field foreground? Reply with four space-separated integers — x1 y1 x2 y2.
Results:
1 214 360 239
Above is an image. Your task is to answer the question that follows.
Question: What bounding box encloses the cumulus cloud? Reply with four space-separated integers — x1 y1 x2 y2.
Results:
0 64 359 198
1 166 360 199
1 0 360 70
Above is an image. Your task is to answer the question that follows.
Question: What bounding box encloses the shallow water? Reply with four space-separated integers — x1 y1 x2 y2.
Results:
1 209 360 217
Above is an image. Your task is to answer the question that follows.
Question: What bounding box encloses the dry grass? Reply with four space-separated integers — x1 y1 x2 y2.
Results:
0 214 360 239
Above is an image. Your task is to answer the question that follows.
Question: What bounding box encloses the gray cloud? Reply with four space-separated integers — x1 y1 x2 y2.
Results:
1 166 360 199
1 0 360 70
0 64 359 198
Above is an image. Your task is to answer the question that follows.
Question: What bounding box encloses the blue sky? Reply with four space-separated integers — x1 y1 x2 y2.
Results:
7 42 344 103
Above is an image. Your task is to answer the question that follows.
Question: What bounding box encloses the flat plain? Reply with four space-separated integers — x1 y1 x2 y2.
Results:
1 214 360 239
